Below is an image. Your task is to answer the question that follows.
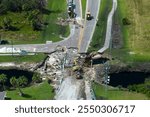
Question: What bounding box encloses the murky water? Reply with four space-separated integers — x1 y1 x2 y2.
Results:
0 69 33 87
109 72 150 87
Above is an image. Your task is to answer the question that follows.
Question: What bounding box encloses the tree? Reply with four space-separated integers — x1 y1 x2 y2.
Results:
28 9 40 21
0 4 7 14
36 0 46 11
22 2 33 11
1 0 22 12
10 77 17 88
22 0 46 11
17 76 28 96
32 72 42 83
1 0 46 12
2 17 13 30
0 74 7 91
10 76 28 96
18 76 28 87
32 18 43 31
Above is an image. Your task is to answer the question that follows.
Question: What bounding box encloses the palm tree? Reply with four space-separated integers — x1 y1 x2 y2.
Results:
17 76 28 96
10 76 28 96
10 77 17 88
10 76 23 95
18 76 28 87
0 74 7 91
32 72 42 83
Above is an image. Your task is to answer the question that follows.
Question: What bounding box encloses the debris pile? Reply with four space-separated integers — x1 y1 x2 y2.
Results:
36 46 78 91
0 45 98 100
84 68 96 100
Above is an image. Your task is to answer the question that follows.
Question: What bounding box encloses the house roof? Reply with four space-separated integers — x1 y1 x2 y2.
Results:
0 92 6 100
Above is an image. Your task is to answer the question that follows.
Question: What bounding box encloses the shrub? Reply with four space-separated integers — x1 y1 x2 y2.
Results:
32 73 42 83
122 17 131 25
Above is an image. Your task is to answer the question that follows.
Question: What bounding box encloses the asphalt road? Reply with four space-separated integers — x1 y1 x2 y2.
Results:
0 0 114 54
98 0 117 53
78 0 101 53
0 0 82 53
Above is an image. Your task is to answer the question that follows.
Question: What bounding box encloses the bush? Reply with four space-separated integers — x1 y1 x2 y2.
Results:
1 0 46 12
122 18 131 25
0 40 9 45
0 4 7 14
127 79 150 98
32 73 42 83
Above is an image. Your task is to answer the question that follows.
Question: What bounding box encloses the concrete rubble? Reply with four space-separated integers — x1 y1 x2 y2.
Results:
35 46 96 100
0 46 97 100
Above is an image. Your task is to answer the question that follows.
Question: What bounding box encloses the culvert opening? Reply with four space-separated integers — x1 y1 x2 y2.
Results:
92 58 109 65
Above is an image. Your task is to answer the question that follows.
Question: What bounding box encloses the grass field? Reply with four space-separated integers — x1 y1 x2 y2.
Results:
6 81 54 100
41 0 70 42
0 53 46 63
93 83 148 100
81 0 87 18
0 0 69 44
112 0 150 62
88 0 112 52
0 12 41 44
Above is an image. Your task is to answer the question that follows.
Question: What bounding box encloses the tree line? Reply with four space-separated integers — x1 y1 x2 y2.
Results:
0 0 46 13
0 0 47 31
0 72 42 97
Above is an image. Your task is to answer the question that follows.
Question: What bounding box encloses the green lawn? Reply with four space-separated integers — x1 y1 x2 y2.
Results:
93 83 148 100
41 0 70 42
0 0 70 44
112 48 150 63
0 53 47 63
81 0 87 18
112 0 150 62
88 0 112 52
6 81 54 100
0 12 41 44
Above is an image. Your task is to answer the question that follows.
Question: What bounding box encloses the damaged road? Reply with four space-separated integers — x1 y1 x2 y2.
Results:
55 77 85 100
37 46 96 100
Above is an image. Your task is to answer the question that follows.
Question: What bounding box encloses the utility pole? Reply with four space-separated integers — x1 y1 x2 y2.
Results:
103 62 110 98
